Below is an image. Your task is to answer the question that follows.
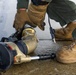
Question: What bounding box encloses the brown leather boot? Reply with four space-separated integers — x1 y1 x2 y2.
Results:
55 22 76 41
56 41 76 63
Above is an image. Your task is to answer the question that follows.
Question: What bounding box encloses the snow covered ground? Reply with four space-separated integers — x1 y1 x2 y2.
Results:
0 0 76 40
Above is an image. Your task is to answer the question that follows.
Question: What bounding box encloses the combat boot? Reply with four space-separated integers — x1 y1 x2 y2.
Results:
56 41 76 63
55 22 76 41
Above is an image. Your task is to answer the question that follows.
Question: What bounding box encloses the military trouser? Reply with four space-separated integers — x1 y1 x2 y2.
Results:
47 0 76 26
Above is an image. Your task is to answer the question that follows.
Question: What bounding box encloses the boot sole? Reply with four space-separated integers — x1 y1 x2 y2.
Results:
55 38 73 41
57 58 76 64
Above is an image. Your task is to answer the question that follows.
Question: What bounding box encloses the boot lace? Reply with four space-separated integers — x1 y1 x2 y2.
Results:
67 41 76 50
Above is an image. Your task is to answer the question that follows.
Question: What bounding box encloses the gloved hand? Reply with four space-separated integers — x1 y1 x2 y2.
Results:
13 9 36 31
28 2 49 30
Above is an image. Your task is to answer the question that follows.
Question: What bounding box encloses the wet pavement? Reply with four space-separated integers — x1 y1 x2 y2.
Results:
1 40 76 75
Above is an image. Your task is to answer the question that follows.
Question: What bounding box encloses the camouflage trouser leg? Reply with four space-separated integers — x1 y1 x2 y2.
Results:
47 0 76 26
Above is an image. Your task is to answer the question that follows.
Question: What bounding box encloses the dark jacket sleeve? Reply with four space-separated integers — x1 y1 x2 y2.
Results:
17 0 29 9
45 0 52 2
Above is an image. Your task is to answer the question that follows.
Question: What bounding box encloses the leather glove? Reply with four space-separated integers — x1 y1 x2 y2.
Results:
28 2 49 30
13 9 36 31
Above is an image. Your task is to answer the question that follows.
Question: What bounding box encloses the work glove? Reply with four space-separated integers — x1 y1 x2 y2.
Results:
13 9 36 31
28 2 49 30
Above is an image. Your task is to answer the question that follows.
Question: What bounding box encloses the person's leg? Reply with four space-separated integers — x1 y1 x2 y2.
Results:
55 21 76 40
56 40 76 63
47 0 76 40
47 0 76 64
